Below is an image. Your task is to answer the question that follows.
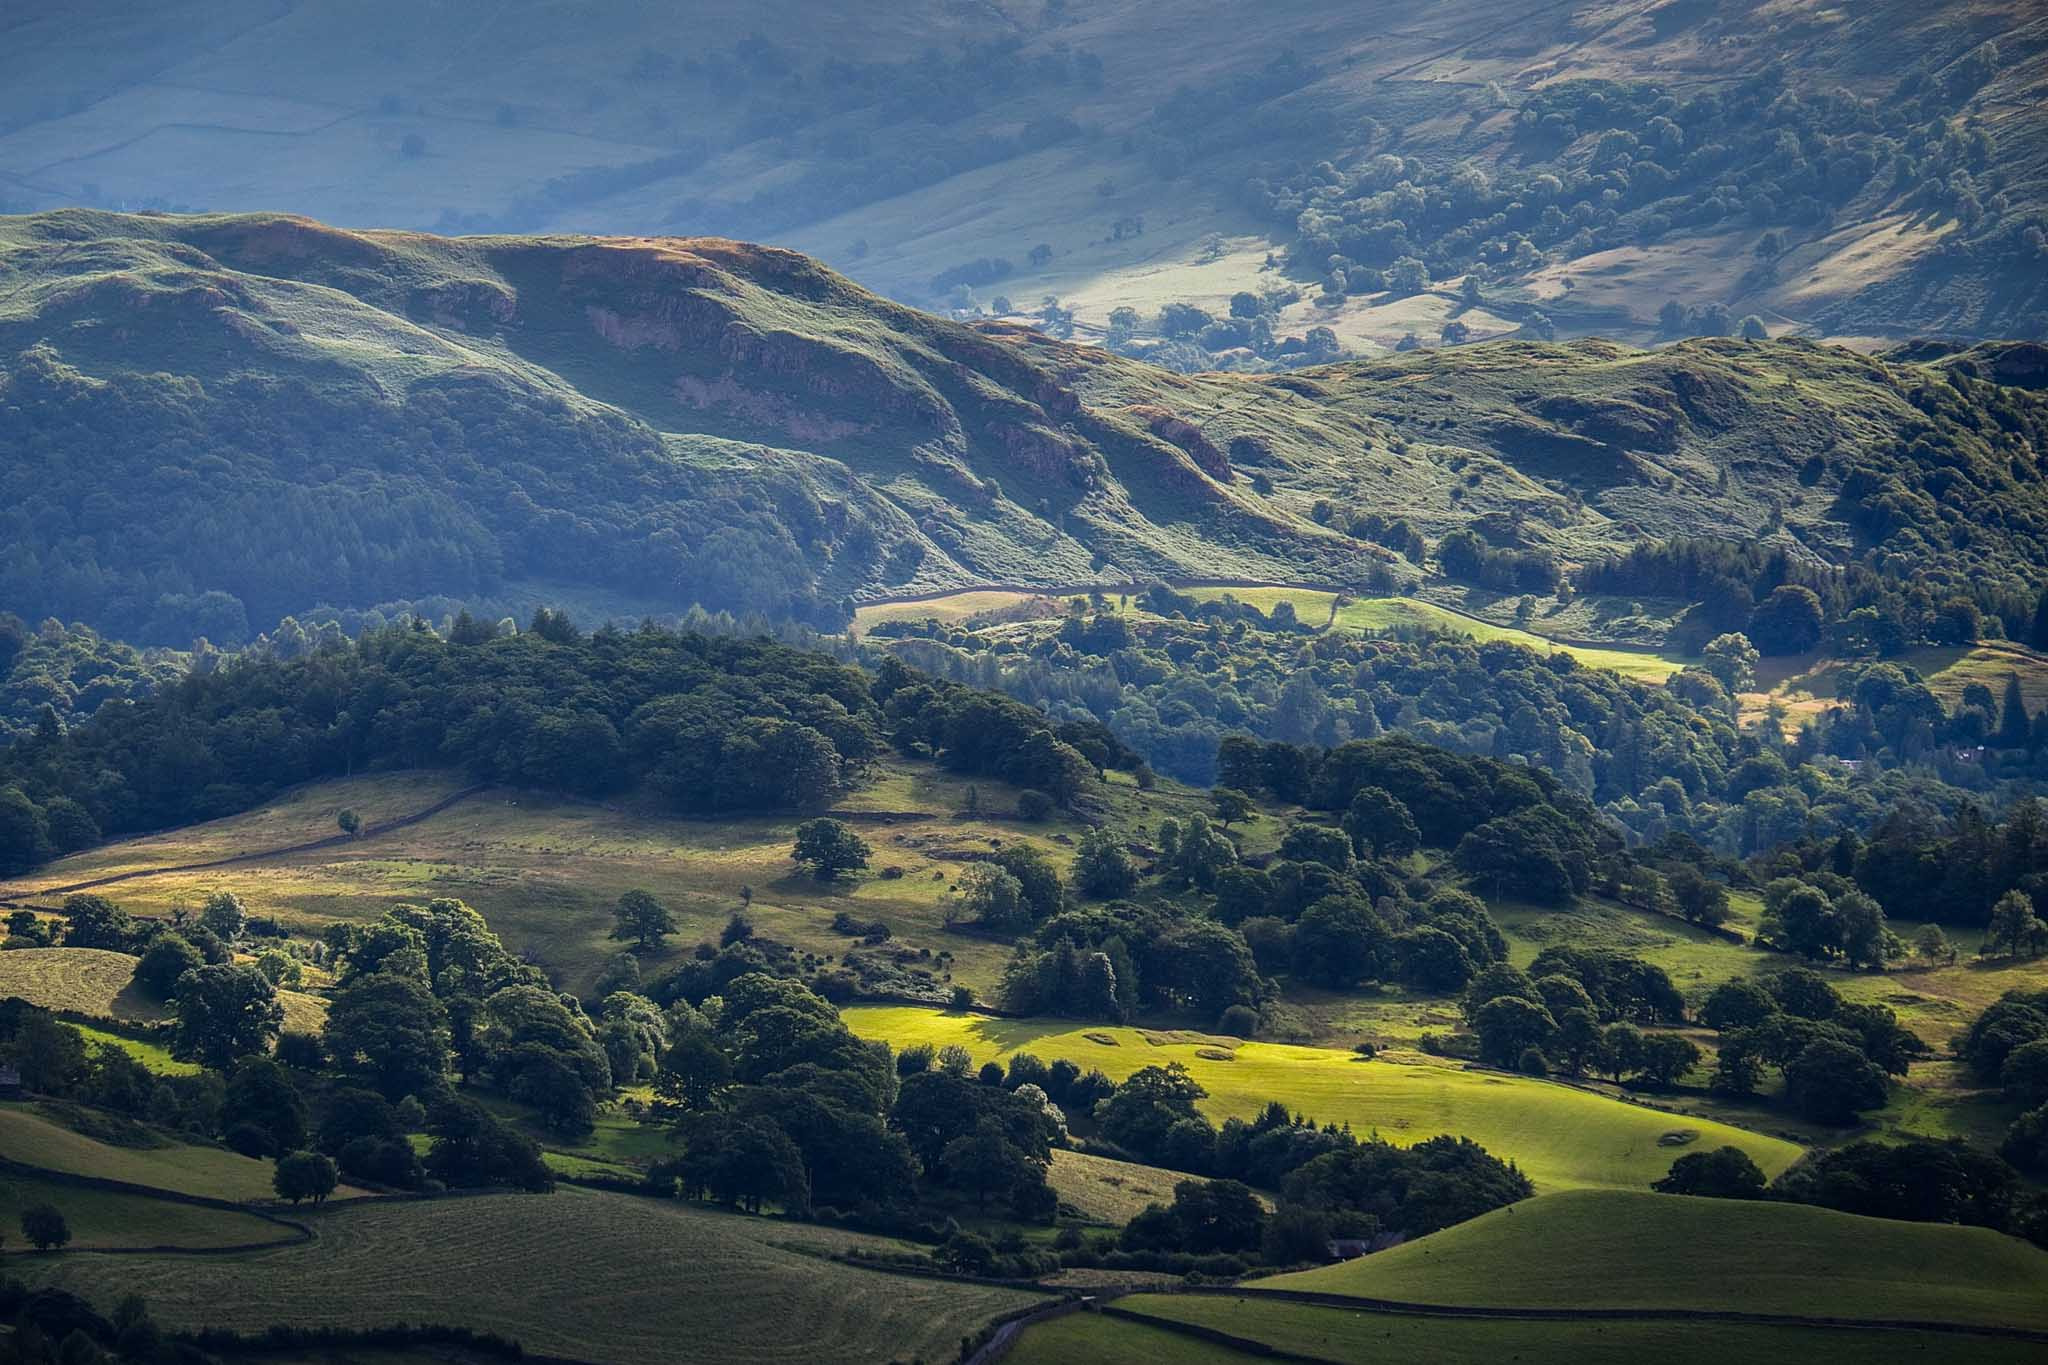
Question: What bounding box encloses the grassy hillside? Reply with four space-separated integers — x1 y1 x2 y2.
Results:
841 1006 1801 1192
1258 1188 2048 1329
3 210 2045 646
0 3 2039 342
10 1186 1041 1365
0 1105 294 1203
0 1168 292 1250
0 761 1140 1000
1042 1296 2042 1365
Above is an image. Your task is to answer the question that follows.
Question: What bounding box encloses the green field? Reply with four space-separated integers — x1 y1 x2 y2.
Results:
1258 1189 2048 1330
11 1186 1040 1365
0 1169 292 1251
1044 1295 2042 1365
842 1007 1800 1192
854 583 1690 683
0 1105 286 1203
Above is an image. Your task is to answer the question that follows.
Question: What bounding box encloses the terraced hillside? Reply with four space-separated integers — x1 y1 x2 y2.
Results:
4 210 2046 644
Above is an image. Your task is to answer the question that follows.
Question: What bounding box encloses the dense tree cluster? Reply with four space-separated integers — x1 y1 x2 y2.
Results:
1699 968 1922 1124
1243 62 2045 336
0 623 1108 874
877 597 2048 864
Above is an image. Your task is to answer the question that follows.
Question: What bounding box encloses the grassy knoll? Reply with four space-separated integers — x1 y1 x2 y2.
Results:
11 1186 1041 1365
1048 1149 1224 1226
1081 1295 2040 1365
0 1105 293 1204
2 761 1111 999
0 1169 292 1250
1257 1189 2048 1330
842 1007 1800 1191
1770 641 2048 719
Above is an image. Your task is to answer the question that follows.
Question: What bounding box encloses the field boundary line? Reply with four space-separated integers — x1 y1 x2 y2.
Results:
0 783 489 903
1195 1284 2048 1343
1101 1302 1330 1360
0 1155 313 1254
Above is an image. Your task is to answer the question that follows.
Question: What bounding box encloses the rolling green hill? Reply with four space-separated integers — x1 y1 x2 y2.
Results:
1257 1188 2048 1329
9 1186 1041 1365
1030 1297 2043 1365
4 209 2046 646
841 1005 1802 1192
0 2 2041 344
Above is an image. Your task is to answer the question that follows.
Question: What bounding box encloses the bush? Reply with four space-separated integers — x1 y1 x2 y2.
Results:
1217 1005 1259 1038
1517 1046 1549 1075
1016 790 1055 821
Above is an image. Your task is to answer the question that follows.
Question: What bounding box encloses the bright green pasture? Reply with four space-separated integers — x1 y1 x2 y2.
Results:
842 1006 1800 1192
1258 1188 2048 1329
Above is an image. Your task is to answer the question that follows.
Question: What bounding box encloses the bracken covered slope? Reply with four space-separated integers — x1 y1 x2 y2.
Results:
2 210 2046 640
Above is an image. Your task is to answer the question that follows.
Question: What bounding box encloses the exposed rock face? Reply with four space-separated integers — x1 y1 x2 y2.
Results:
1126 404 1234 480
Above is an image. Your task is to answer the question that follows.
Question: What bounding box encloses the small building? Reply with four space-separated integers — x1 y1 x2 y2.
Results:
0 1065 22 1100
1325 1238 1373 1261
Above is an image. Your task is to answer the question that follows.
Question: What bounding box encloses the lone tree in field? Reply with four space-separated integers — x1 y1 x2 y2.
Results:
170 963 284 1070
20 1204 69 1252
274 1150 339 1206
1985 891 2048 960
337 808 361 837
611 889 677 952
792 818 870 880
1653 1145 1766 1199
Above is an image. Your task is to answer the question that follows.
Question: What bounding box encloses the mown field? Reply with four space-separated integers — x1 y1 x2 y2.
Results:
1259 1188 2048 1330
0 1168 294 1250
841 1006 1800 1192
0 947 328 1037
1027 1295 2043 1365
10 1186 1042 1365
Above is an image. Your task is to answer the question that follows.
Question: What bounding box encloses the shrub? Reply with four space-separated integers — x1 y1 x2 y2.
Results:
1217 1005 1259 1038
1016 790 1054 821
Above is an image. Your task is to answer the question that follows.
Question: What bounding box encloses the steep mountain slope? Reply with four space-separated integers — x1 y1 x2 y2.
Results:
0 1 2041 343
3 209 2046 643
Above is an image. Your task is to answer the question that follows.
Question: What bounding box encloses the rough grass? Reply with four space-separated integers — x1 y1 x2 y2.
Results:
1771 641 2048 720
843 1007 1800 1192
1094 1295 2038 1365
4 761 1090 999
1256 1189 2048 1330
1049 1148 1215 1226
9 1186 1041 1365
0 1169 291 1250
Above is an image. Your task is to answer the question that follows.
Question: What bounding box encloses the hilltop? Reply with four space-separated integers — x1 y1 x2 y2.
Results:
4 210 2047 645
0 2 2042 344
